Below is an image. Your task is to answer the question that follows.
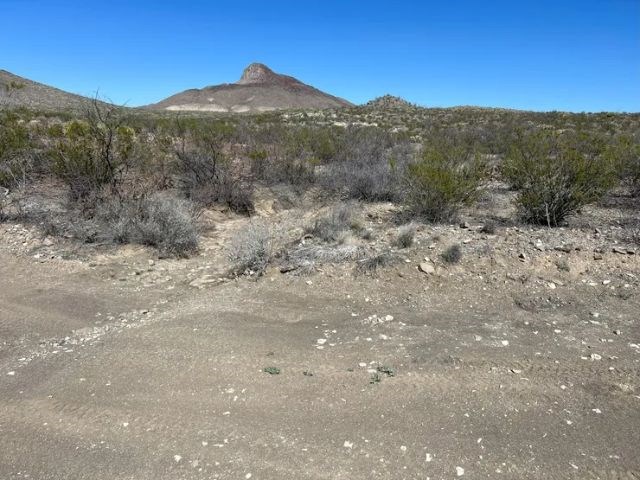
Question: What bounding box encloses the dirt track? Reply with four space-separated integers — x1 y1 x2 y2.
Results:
1 216 639 479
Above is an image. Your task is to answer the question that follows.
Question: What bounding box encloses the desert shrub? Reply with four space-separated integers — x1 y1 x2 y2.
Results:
173 120 254 214
228 221 277 275
503 130 617 226
606 135 640 195
245 124 316 188
406 140 486 222
95 193 199 256
480 221 496 234
49 101 135 202
354 250 397 275
307 203 356 242
0 111 33 188
322 127 410 201
441 244 462 264
394 223 416 248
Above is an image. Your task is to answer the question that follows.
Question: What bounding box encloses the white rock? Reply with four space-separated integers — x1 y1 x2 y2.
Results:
6 371 15 376
343 440 354 449
501 340 509 346
456 466 465 476
174 455 182 463
317 338 327 345
425 453 433 462
590 353 602 360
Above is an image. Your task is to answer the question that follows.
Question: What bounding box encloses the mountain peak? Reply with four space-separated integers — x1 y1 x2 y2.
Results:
237 63 280 85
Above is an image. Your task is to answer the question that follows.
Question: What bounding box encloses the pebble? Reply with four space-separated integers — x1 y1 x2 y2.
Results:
425 453 433 462
456 466 465 476
343 440 354 449
590 353 602 361
6 371 15 376
501 340 509 346
174 455 182 463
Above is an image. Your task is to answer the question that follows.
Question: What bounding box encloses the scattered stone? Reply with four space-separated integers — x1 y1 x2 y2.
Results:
6 371 15 376
425 453 433 462
174 455 182 463
343 440 354 449
456 466 465 476
418 262 435 274
613 330 621 335
460 222 470 229
590 353 602 361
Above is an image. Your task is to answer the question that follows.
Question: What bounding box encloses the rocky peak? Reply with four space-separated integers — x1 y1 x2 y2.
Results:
237 63 280 85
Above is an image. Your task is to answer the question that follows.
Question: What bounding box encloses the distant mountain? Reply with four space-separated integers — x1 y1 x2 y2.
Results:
0 69 98 112
148 63 352 112
365 95 416 109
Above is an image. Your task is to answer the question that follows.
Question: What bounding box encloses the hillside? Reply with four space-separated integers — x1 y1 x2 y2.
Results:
148 63 352 112
0 69 97 112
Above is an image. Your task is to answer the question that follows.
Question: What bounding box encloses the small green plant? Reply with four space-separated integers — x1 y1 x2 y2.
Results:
406 141 486 222
263 367 281 375
441 244 462 264
503 130 617 226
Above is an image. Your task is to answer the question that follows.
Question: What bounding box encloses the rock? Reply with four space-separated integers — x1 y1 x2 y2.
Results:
554 245 571 253
459 222 470 229
590 353 602 361
189 275 220 289
456 466 465 476
593 253 603 260
518 252 527 261
418 262 435 274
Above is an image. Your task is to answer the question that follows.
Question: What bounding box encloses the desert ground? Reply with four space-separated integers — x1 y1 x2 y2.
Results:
1 185 638 480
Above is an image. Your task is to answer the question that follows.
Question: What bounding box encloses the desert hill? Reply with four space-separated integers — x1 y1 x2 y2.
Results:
148 63 352 113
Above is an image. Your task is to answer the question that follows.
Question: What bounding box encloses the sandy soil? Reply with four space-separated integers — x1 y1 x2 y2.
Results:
1 196 639 479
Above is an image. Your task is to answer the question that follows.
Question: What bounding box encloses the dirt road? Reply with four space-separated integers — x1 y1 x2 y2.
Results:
1 225 639 479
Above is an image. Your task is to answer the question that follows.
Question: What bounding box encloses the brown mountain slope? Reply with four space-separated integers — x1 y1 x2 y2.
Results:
148 63 353 112
0 69 97 112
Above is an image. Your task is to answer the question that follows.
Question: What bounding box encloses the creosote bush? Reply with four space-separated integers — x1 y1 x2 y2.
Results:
503 130 616 226
406 140 486 222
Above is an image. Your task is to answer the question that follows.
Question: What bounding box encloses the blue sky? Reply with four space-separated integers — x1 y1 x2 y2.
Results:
1 0 639 111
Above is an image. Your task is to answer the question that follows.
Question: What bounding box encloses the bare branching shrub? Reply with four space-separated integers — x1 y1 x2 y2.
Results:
394 223 416 248
503 130 616 226
321 127 411 201
174 120 254 214
95 193 199 256
49 99 135 203
441 244 462 264
406 139 486 222
480 221 497 234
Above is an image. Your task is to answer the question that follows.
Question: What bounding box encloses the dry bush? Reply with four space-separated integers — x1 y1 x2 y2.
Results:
306 203 357 243
321 127 411 201
94 193 200 256
228 221 278 275
394 223 416 248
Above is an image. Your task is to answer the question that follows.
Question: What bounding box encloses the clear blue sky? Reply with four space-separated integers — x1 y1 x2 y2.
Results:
2 0 639 111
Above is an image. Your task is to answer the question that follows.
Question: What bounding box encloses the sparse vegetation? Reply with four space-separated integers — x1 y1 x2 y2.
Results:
503 130 617 226
406 139 486 222
229 221 278 275
441 244 462 264
394 223 416 248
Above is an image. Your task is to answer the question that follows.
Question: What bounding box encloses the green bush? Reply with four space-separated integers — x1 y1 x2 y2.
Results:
0 111 32 188
606 135 640 196
406 141 486 222
503 130 617 226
